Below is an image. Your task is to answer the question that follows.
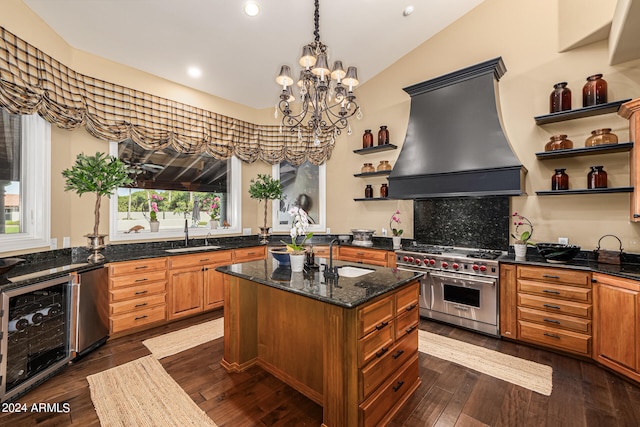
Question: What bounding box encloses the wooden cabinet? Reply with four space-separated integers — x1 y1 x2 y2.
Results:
168 250 233 320
618 97 640 221
233 246 267 263
338 246 391 267
357 281 420 427
505 264 593 356
593 272 640 383
312 245 338 258
107 258 168 335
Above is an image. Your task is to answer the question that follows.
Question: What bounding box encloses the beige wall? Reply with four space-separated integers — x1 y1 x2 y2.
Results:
4 0 640 256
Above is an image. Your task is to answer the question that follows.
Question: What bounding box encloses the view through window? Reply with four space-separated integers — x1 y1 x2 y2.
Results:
0 109 21 234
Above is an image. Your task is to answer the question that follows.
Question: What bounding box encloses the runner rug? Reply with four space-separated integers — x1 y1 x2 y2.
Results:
86 355 217 427
418 330 553 396
142 317 224 359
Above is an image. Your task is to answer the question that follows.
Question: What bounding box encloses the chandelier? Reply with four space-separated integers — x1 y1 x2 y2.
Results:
275 0 362 145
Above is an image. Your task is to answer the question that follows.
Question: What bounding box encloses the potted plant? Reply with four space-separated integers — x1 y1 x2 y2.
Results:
389 210 403 249
62 152 133 262
248 174 283 243
511 212 534 258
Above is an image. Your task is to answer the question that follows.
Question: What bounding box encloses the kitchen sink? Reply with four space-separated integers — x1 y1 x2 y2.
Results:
337 266 375 278
165 245 221 253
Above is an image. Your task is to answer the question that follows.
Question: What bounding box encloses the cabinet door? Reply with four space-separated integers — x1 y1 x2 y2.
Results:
499 264 517 338
593 274 640 375
203 266 225 309
168 267 204 319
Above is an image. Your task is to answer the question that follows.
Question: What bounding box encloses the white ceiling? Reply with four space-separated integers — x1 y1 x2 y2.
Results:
23 0 485 109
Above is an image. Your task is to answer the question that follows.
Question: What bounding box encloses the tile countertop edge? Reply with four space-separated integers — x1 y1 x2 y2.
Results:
216 260 424 309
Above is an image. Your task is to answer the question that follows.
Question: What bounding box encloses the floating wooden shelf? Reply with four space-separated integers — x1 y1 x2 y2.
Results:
534 99 632 125
353 144 398 154
535 142 633 159
353 197 394 201
536 187 634 195
353 170 391 177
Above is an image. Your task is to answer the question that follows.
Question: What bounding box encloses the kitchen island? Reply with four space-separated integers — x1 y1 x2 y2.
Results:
217 258 423 427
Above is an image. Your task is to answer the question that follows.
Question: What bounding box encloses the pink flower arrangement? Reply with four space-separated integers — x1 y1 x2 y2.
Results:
149 194 163 221
389 210 403 236
209 196 221 220
511 212 534 245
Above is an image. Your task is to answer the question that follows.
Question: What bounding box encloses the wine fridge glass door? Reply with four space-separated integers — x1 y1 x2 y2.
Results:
1 275 74 402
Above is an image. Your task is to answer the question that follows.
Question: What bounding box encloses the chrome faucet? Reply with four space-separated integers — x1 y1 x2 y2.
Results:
324 238 340 282
184 219 189 246
204 232 213 246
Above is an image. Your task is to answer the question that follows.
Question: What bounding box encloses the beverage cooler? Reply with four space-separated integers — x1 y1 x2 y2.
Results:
0 276 75 402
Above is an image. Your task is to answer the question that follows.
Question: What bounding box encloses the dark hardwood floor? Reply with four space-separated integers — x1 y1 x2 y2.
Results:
2 310 640 426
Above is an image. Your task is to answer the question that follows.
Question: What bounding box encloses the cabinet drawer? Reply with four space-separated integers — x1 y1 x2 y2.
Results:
312 246 337 257
110 270 167 289
518 279 591 302
339 247 388 264
169 250 232 269
358 320 394 368
518 306 591 334
110 304 166 334
110 281 167 302
108 258 167 277
233 246 266 263
396 283 419 315
357 295 394 338
518 293 591 318
359 355 419 427
517 266 590 287
360 328 418 401
519 320 591 355
110 293 166 315
395 308 419 340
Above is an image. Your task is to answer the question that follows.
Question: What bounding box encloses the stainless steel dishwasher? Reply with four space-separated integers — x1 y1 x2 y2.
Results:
73 266 109 358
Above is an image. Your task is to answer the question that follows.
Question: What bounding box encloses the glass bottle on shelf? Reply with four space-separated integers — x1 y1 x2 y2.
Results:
582 74 607 107
549 82 571 113
378 126 389 145
585 128 618 147
362 129 374 148
364 185 373 198
545 134 573 151
552 168 569 190
380 183 388 198
361 163 375 173
587 166 607 189
377 160 392 171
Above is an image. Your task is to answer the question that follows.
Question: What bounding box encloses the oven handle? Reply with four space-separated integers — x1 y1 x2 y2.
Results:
430 270 497 286
397 266 430 275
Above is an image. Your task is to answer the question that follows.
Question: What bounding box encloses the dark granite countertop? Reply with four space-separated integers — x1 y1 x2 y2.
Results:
217 257 423 308
0 234 400 291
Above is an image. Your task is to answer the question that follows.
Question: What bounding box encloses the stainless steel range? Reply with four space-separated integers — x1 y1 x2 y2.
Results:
395 244 504 337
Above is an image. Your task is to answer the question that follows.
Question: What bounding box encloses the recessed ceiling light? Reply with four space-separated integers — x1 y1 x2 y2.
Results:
244 1 260 17
403 5 415 17
187 66 202 78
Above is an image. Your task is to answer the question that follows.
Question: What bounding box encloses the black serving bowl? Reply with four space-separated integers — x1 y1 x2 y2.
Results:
0 258 26 275
536 243 581 263
269 247 291 266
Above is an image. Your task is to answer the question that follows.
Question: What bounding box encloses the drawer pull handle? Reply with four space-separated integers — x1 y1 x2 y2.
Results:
543 318 560 324
134 266 148 270
542 274 560 279
392 381 405 392
135 315 148 321
135 290 149 295
544 332 560 339
543 304 560 310
543 289 560 295
135 303 148 308
392 349 404 360
247 252 255 255
406 325 417 334
200 258 210 262
375 321 389 330
375 347 389 358
134 278 148 282
405 303 417 312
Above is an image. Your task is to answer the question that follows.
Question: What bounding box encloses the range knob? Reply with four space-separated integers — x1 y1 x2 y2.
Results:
472 264 479 271
452 263 459 270
441 261 448 268
408 256 414 263
429 259 436 265
403 256 409 262
479 265 487 272
415 258 422 265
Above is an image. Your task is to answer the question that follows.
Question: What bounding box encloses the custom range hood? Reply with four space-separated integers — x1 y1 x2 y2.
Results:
388 57 526 199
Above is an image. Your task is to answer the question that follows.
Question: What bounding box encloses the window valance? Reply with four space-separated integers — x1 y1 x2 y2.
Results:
0 27 334 165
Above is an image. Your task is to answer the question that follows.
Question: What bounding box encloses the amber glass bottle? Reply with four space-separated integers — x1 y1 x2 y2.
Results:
378 126 389 145
582 74 607 107
549 82 571 113
587 166 607 189
380 183 388 198
364 185 373 198
552 168 569 190
362 129 374 148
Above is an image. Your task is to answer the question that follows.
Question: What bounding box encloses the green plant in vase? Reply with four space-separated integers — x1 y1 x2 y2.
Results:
248 174 283 243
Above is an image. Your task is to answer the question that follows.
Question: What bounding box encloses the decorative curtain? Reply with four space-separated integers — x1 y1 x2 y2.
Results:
0 27 334 165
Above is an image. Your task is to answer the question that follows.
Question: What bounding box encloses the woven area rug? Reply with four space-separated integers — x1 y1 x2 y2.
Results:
418 330 553 396
143 317 224 359
87 355 217 427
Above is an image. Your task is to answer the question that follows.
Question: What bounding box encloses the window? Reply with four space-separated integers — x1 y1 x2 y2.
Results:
0 109 51 252
109 141 241 241
272 161 326 233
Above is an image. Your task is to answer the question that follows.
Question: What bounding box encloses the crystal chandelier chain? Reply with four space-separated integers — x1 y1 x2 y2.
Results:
275 0 361 146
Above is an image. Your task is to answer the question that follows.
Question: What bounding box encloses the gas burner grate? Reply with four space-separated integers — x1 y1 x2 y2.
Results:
402 244 454 254
466 250 503 260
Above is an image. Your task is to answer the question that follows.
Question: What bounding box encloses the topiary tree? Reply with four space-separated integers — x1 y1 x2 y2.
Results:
248 174 283 233
62 152 133 236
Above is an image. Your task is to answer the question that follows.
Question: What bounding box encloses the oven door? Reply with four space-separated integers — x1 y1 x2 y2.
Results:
430 270 497 326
